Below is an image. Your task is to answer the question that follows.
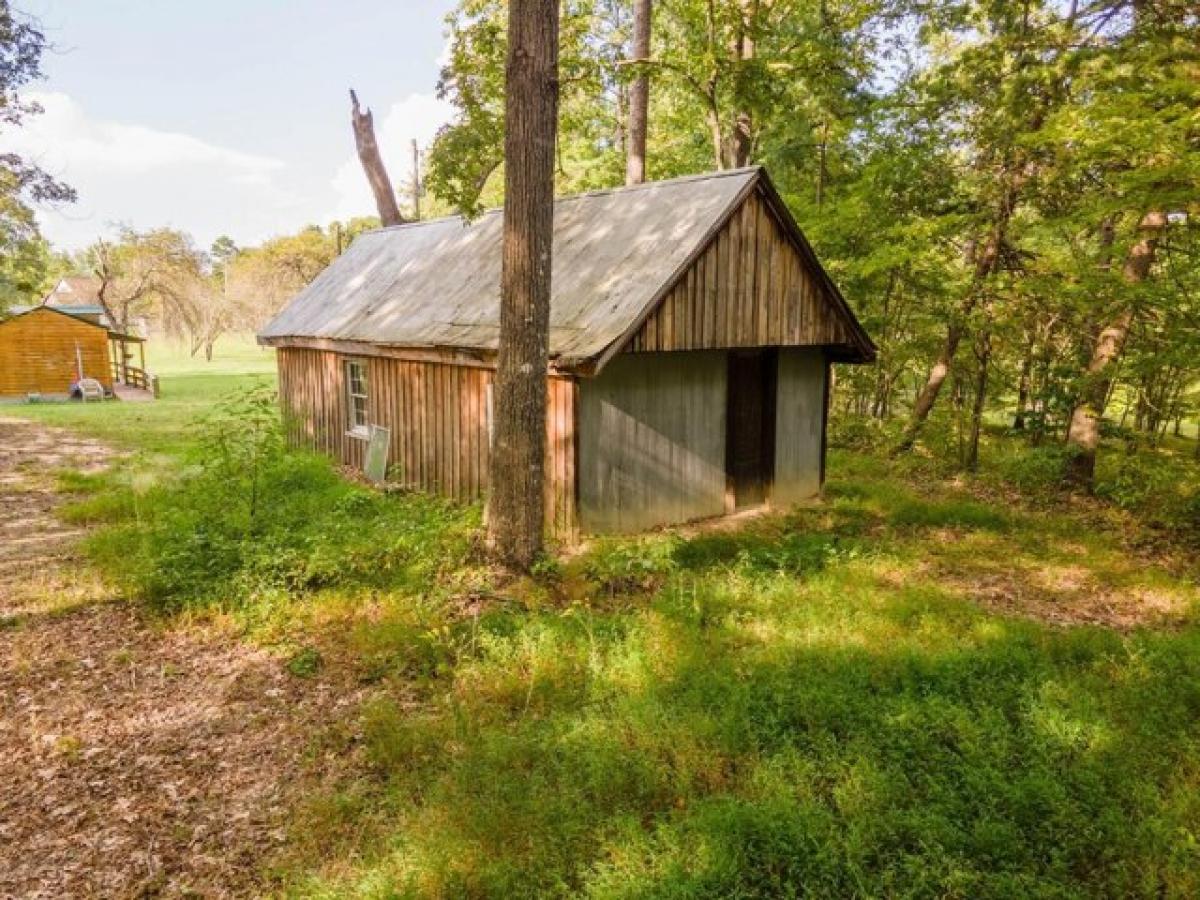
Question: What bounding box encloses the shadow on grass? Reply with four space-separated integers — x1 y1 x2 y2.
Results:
280 555 1200 898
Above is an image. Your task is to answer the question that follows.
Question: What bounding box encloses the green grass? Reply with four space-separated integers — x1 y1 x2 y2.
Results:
10 348 1200 897
12 333 276 456
263 452 1199 899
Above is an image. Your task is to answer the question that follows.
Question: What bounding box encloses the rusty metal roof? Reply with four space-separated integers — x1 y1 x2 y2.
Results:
259 167 872 368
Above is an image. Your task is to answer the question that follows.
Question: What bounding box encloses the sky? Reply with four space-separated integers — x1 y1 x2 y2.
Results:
1 0 460 251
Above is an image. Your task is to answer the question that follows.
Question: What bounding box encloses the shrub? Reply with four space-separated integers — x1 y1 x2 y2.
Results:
991 443 1075 493
83 387 481 612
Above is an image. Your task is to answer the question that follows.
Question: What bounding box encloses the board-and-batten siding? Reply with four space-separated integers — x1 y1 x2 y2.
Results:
625 191 850 354
276 347 577 536
0 308 112 397
773 348 828 506
577 352 727 533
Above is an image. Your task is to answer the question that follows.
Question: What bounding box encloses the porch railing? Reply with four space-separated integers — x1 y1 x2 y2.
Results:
111 360 160 397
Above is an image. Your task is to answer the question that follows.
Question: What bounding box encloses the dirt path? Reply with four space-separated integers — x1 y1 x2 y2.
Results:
0 418 354 898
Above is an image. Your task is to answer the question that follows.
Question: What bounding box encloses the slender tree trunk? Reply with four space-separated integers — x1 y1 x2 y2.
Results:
487 0 560 570
816 119 829 209
727 0 756 168
350 89 404 227
1065 210 1167 489
1013 339 1033 430
966 328 991 472
892 229 1002 455
625 0 651 185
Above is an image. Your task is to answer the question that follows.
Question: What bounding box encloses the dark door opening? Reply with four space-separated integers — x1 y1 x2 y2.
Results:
726 349 777 509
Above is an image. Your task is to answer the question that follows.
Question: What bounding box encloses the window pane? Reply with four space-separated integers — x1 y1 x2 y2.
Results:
346 360 369 430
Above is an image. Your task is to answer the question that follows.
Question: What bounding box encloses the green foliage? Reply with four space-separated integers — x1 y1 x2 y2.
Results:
25 349 1200 897
1095 444 1200 533
80 388 479 613
281 450 1200 898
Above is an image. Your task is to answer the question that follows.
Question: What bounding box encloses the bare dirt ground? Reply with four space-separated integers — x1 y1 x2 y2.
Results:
0 417 357 898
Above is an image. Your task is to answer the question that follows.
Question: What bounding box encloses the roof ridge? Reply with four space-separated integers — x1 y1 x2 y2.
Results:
363 166 763 237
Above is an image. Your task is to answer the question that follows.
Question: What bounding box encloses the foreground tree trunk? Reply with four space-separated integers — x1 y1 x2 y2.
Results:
350 89 404 227
1065 210 1167 489
625 0 651 185
487 0 560 570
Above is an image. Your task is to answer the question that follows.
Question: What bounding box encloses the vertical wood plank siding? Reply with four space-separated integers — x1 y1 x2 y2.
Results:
276 347 576 537
625 191 850 353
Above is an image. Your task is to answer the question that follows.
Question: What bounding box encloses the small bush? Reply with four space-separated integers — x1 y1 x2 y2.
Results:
1095 448 1200 536
82 387 481 613
992 443 1075 493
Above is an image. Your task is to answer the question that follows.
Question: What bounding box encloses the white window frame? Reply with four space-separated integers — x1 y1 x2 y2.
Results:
344 358 370 438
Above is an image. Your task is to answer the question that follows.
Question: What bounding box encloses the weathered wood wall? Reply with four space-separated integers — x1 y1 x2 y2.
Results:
276 347 577 536
577 351 727 533
0 308 111 397
625 190 852 354
277 347 366 469
773 348 827 506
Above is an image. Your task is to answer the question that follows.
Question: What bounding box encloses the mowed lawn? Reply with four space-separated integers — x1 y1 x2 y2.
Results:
11 333 277 457
9 340 1200 897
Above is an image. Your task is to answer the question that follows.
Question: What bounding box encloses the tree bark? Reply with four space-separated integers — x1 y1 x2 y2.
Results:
1065 210 1167 488
892 225 1004 454
727 0 755 168
350 89 404 227
966 327 991 471
487 0 560 570
625 0 651 185
411 138 422 220
1013 338 1033 430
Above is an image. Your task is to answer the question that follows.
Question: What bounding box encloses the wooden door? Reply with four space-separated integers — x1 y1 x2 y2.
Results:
726 350 777 508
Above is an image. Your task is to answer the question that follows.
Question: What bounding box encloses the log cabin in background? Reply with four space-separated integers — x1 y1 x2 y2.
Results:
0 304 153 401
0 276 158 401
259 167 875 536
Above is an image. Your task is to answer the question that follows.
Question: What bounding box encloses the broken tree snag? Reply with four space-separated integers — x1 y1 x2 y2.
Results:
349 89 404 227
625 0 651 185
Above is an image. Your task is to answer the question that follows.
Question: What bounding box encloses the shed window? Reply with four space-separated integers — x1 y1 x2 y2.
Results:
345 359 370 436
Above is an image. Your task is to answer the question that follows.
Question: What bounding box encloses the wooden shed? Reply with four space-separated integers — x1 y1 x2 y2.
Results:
0 306 111 399
259 166 874 535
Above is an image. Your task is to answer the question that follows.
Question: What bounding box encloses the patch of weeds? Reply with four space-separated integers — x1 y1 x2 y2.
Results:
890 496 1012 532
286 646 324 678
583 535 681 594
54 469 109 495
53 735 83 762
78 388 482 618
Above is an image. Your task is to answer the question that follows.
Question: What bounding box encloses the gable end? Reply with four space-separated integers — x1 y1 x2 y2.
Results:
609 175 874 366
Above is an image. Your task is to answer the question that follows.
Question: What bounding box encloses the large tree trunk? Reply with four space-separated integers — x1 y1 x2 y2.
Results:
1065 210 1167 488
350 89 404 227
487 0 560 570
625 0 651 185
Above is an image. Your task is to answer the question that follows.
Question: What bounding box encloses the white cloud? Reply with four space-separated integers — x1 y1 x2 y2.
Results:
0 91 304 250
0 90 458 252
328 92 455 222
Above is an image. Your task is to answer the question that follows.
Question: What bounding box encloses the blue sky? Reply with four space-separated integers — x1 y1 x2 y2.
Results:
4 0 459 250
